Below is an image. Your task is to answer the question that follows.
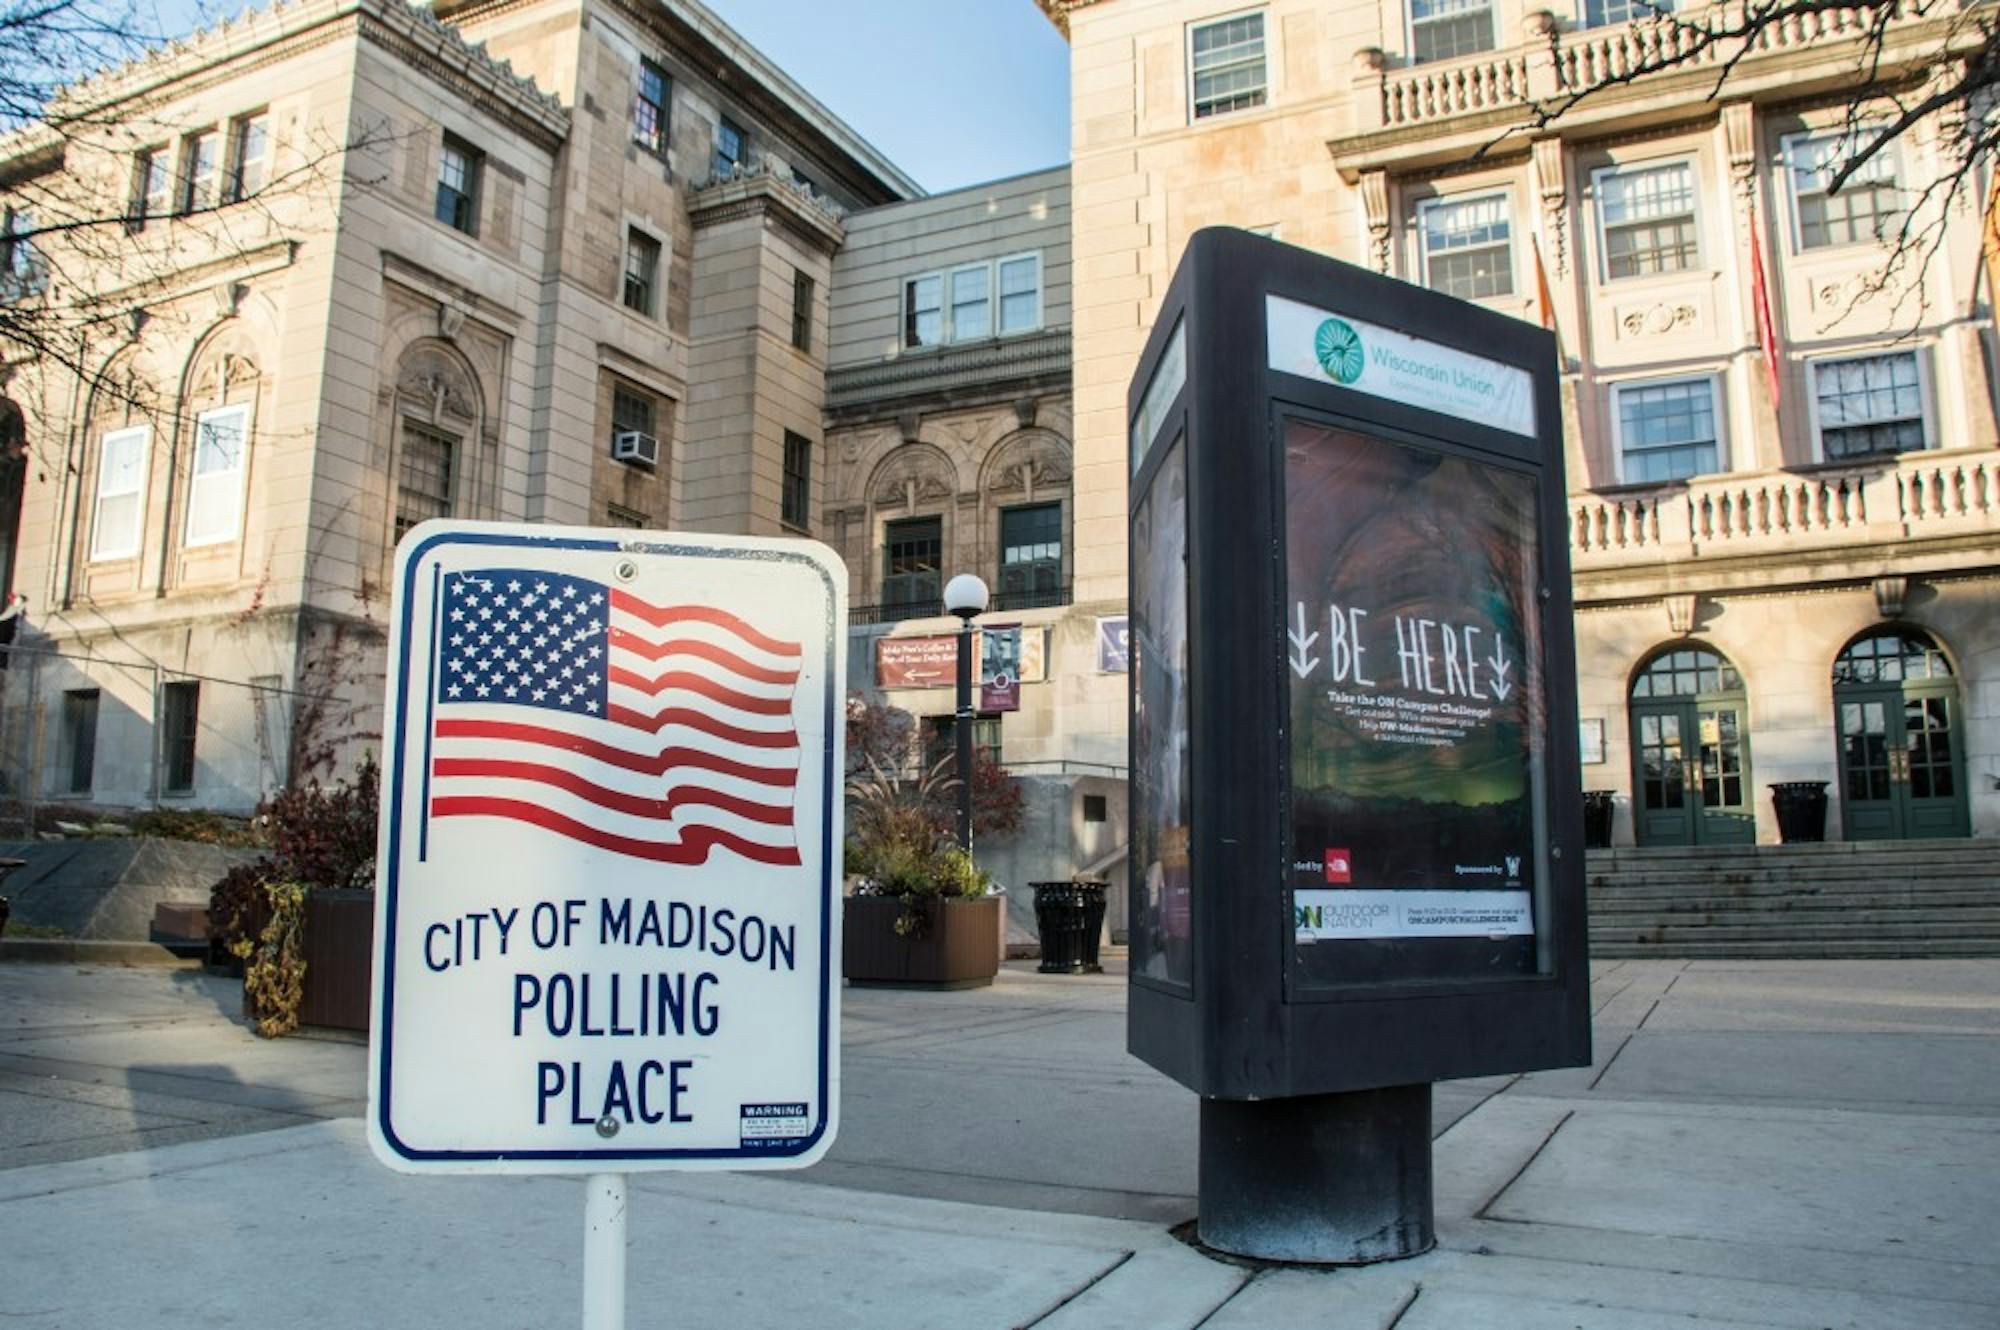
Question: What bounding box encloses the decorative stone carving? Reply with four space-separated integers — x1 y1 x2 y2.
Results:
986 431 1073 504
1721 101 1758 213
1872 575 1909 619
1620 303 1698 338
870 445 955 510
1530 137 1568 277
896 409 922 446
1360 170 1391 275
438 303 467 341
211 282 246 318
1012 397 1039 430
1663 593 1699 636
395 345 478 423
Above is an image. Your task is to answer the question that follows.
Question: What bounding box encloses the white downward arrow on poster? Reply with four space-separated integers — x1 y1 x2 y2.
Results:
1487 639 1514 701
1288 603 1320 678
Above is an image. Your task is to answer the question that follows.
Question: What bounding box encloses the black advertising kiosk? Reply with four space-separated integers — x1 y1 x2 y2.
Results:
1127 229 1590 1263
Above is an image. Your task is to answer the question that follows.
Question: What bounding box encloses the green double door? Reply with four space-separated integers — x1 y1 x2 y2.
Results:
1630 697 1755 846
1836 681 1969 840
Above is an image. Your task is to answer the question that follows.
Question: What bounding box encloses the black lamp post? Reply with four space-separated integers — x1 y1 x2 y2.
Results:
942 573 989 854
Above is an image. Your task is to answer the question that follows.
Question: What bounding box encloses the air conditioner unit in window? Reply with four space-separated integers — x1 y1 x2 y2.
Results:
612 430 658 467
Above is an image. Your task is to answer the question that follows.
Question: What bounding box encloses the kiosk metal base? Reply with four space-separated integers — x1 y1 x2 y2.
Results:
1196 1084 1434 1264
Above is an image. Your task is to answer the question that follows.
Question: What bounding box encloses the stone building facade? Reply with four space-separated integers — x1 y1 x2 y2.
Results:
0 0 915 813
824 169 1130 931
1042 0 2000 847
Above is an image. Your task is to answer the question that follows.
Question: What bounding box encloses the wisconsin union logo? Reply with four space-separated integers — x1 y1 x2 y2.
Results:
1314 317 1364 385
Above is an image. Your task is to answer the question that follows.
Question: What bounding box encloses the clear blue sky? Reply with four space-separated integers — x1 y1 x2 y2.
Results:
148 0 1072 194
705 0 1071 193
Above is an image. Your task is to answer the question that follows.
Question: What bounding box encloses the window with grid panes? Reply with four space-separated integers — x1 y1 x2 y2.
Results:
904 274 943 348
1190 12 1267 119
1584 0 1672 25
998 503 1062 610
999 254 1040 333
1420 194 1513 299
133 149 172 227
606 503 648 530
791 269 813 351
435 135 479 234
713 116 746 179
1832 630 1952 685
1599 162 1699 278
782 431 811 530
634 60 670 155
925 714 1002 771
1631 648 1742 698
950 265 991 341
92 426 149 561
1813 352 1925 459
180 130 221 213
396 421 456 538
1411 0 1494 63
161 681 200 794
611 385 655 454
1617 378 1720 482
623 229 660 316
229 113 268 200
882 517 942 618
1787 129 1902 250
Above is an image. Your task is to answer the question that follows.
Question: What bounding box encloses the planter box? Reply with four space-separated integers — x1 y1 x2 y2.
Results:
241 888 374 1033
843 895 1000 989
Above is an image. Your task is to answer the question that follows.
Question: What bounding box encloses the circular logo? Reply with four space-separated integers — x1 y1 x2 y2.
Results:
1314 317 1364 385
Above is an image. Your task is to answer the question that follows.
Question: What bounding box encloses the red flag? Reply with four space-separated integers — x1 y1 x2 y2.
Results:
1749 203 1783 413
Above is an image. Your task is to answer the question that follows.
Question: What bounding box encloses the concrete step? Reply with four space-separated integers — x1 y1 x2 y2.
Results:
1586 850 1992 874
1588 874 2000 896
1588 888 2000 911
1589 920 2000 944
1590 909 2000 931
1592 937 2000 959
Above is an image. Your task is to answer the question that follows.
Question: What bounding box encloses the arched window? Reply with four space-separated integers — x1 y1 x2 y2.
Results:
1627 644 1753 846
1832 628 1967 840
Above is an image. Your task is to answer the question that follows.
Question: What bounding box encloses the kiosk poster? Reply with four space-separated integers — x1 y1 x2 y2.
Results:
1284 419 1543 984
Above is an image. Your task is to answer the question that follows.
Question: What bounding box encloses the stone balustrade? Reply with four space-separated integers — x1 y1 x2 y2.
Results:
1571 449 2000 570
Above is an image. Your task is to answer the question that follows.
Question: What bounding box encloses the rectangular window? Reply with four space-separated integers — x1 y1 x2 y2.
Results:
1584 0 1673 25
713 115 746 179
883 516 942 619
1599 161 1699 280
606 503 648 529
1 208 44 300
998 502 1063 610
396 421 456 539
782 431 812 530
1411 0 1494 64
1813 351 1926 460
623 228 660 316
791 268 814 351
949 264 991 342
925 715 1002 771
634 59 670 155
133 148 173 226
903 273 943 348
186 404 249 547
1616 377 1721 483
1419 193 1514 299
1190 12 1267 119
1787 129 1902 251
228 112 269 201
61 689 99 795
161 680 199 795
180 130 221 213
435 135 480 235
612 385 655 441
998 253 1041 334
91 426 149 561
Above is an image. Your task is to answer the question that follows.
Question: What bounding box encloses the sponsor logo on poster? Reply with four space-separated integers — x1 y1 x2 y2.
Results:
1323 848 1352 884
1295 890 1533 941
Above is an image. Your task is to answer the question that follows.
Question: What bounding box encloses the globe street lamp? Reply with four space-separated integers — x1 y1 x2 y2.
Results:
942 573 989 854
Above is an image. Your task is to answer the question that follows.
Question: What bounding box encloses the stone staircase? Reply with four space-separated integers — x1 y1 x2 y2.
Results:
1586 840 2000 959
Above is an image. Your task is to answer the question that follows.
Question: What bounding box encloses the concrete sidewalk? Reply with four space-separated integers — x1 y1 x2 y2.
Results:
3 958 1998 1327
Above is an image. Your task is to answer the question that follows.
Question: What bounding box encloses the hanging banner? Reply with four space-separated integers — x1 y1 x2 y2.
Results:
981 625 1022 712
877 628 1046 691
1097 615 1130 673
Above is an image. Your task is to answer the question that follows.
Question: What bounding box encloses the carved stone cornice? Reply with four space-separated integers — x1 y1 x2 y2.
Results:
687 167 845 255
826 330 1071 420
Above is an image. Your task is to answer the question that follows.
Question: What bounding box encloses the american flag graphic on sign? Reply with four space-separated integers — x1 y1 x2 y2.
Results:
427 568 803 865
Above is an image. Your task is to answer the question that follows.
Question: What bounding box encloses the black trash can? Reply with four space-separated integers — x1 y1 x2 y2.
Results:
1769 781 1830 844
1582 791 1615 849
1032 880 1107 974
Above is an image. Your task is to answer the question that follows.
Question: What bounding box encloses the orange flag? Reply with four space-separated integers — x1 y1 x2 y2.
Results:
1531 234 1564 364
1749 202 1783 414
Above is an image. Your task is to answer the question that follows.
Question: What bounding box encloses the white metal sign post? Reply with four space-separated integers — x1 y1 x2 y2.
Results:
369 522 846 1328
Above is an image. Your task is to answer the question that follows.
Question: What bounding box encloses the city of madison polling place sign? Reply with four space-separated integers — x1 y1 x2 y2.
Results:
369 522 845 1173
